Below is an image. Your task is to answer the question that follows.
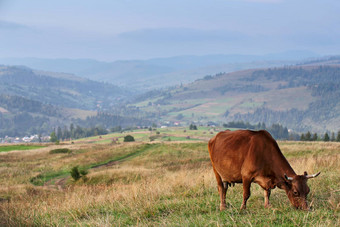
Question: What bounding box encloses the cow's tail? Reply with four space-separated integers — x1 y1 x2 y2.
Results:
208 135 216 158
208 136 225 187
208 134 234 189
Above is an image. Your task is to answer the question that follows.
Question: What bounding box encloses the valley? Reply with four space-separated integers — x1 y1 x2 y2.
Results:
1 56 340 139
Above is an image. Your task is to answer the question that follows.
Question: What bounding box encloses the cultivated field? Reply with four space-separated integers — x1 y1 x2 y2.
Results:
0 130 339 226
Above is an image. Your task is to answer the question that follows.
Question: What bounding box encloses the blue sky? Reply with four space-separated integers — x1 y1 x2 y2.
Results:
0 0 339 60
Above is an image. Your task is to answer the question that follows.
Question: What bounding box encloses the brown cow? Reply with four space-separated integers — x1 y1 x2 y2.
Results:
208 129 320 210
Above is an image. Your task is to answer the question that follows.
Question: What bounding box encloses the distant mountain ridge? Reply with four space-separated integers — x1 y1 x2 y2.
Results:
1 55 339 137
0 51 319 91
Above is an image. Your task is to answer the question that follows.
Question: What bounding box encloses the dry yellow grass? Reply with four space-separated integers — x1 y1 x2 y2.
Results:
0 141 339 226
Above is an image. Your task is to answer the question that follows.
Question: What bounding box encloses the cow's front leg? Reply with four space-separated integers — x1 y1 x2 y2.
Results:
264 189 271 208
240 178 251 209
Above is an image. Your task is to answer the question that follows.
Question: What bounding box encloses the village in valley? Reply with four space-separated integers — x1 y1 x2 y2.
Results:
0 135 50 144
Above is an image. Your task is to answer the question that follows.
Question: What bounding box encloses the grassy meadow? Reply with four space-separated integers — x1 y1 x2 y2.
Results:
0 144 46 153
0 129 339 226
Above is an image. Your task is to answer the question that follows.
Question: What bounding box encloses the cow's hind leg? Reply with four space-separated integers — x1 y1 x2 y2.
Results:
240 177 251 210
213 168 228 211
264 189 271 208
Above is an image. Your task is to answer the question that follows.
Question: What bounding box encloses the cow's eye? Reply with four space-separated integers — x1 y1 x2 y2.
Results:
293 191 299 196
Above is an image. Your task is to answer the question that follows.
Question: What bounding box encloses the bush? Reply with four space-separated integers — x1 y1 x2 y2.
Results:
124 135 135 142
70 166 88 181
149 135 160 142
189 124 198 130
49 148 71 154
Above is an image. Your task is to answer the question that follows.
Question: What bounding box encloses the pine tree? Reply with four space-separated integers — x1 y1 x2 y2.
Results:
337 130 340 142
331 132 335 141
300 133 305 141
305 131 312 141
63 126 70 140
70 123 75 139
312 133 318 141
57 126 62 140
323 132 330 142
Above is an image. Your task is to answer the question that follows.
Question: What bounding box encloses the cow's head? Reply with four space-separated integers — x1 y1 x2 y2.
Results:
283 171 320 210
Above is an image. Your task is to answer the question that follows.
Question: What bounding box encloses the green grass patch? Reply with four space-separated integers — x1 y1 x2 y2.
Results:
161 136 200 141
30 170 69 186
0 144 46 153
89 143 156 169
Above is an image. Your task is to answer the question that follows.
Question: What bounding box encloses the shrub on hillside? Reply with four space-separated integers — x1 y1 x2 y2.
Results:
189 124 198 130
49 148 71 154
70 166 88 181
124 135 135 142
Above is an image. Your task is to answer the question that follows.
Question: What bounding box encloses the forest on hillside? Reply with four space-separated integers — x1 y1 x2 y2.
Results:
231 66 340 131
0 94 152 138
0 66 131 110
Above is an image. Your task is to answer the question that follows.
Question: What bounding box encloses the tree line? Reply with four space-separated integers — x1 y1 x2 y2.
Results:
223 121 289 140
223 121 340 142
50 124 108 142
300 131 340 142
75 112 152 129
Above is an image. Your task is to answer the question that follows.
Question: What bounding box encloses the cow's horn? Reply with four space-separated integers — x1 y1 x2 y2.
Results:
284 174 293 181
306 172 321 179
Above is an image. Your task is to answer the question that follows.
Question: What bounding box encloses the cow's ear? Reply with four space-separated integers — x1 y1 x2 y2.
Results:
283 180 292 190
284 180 292 188
276 181 284 189
277 180 291 189
278 174 292 190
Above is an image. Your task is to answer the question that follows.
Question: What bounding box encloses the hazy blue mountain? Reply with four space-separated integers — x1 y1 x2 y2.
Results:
0 51 318 91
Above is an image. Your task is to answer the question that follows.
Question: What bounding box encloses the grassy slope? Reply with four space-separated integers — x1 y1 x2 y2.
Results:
132 64 340 133
0 144 46 153
131 68 316 124
0 130 339 226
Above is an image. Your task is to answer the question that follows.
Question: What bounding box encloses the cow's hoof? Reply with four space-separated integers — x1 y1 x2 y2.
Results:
264 204 272 209
220 204 227 211
240 204 246 210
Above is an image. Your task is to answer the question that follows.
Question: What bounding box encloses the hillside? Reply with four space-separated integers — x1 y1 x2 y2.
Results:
129 63 340 132
0 94 95 137
0 52 317 91
0 65 132 110
0 66 149 137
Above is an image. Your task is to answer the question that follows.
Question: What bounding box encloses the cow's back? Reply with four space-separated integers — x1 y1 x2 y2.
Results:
209 130 274 183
